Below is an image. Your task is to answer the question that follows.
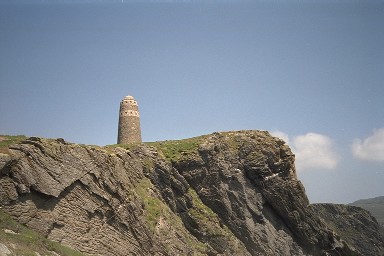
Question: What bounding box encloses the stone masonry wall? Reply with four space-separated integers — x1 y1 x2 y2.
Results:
117 95 142 144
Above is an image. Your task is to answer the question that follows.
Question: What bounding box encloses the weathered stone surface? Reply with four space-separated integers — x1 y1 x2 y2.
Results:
0 131 383 255
173 131 360 256
0 153 12 170
311 203 384 256
0 138 199 255
117 95 142 144
0 243 12 255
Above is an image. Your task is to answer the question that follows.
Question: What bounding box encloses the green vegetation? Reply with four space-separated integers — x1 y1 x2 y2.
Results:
144 132 246 162
110 136 206 162
134 177 208 253
187 188 246 253
188 188 218 222
145 136 204 162
142 158 155 172
134 177 167 232
0 135 27 154
109 134 211 163
0 209 83 256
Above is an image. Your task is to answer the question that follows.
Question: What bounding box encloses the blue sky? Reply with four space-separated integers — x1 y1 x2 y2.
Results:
0 0 383 203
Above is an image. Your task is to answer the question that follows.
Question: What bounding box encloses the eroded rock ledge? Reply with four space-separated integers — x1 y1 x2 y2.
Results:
0 131 383 255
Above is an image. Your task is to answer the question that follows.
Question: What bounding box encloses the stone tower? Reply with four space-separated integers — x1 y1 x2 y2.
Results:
117 95 142 144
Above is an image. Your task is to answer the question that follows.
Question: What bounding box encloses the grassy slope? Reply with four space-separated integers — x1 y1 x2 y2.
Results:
0 209 84 256
0 135 27 154
112 135 207 163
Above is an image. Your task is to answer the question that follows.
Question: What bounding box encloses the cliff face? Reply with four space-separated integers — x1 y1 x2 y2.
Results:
0 131 383 255
311 203 384 256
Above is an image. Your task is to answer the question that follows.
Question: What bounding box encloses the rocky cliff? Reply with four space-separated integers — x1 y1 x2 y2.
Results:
0 131 383 255
311 203 383 256
350 196 384 237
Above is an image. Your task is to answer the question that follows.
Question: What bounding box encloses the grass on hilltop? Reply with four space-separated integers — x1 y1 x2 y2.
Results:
0 135 27 154
110 135 206 163
145 138 202 162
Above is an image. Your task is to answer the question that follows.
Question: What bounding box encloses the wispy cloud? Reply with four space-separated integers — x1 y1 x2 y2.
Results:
292 133 339 171
352 128 384 162
271 131 339 172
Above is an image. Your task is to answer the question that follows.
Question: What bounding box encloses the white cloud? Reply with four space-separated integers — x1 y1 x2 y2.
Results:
352 128 384 162
292 133 339 171
271 131 339 172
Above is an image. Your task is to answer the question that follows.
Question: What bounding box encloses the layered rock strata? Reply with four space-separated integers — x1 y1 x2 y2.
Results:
0 131 382 255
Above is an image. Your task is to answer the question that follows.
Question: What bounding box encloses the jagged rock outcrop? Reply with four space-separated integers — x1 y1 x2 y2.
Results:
311 203 384 256
0 131 383 255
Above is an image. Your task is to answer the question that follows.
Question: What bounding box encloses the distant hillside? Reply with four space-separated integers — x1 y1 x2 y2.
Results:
350 196 384 226
350 196 384 239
